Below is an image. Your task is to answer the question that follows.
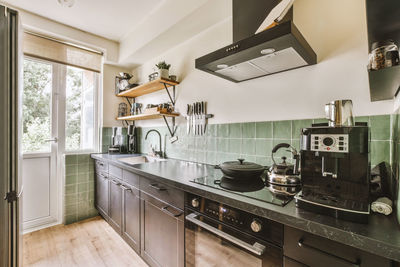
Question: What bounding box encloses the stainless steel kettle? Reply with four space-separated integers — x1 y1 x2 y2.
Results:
325 100 354 127
267 143 300 186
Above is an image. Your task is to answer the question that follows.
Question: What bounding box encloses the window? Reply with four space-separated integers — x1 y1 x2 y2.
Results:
66 66 98 151
22 58 99 154
22 58 53 153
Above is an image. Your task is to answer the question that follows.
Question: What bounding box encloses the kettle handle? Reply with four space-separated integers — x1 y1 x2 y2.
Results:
271 143 299 174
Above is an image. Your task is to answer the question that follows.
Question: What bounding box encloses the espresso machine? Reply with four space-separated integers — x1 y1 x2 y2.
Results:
127 125 137 153
108 127 127 154
295 100 371 223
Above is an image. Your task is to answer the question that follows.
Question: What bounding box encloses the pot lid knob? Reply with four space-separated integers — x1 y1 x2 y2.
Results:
238 158 245 165
280 156 287 165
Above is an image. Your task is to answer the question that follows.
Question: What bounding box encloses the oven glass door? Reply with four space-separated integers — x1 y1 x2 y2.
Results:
185 212 282 267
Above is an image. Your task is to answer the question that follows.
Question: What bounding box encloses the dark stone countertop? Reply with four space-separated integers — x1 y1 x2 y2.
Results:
91 153 400 262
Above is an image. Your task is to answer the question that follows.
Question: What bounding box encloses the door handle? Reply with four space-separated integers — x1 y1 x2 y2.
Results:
298 238 361 267
44 137 58 142
111 180 121 185
120 184 132 192
186 213 266 256
149 183 167 191
161 206 182 217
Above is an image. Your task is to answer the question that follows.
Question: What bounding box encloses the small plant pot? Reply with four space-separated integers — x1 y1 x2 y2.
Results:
158 69 169 79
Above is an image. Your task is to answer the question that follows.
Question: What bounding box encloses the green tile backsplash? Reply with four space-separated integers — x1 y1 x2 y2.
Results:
64 154 97 225
101 114 393 168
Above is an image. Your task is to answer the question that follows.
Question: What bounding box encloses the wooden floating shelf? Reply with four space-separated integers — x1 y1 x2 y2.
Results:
116 112 180 121
117 78 179 98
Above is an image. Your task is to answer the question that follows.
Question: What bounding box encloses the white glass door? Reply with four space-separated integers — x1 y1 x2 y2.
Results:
21 58 59 231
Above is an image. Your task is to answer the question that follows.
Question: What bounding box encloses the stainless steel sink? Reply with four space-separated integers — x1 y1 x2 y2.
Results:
117 155 167 165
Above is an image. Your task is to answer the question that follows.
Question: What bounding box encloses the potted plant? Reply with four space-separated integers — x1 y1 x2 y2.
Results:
155 61 171 79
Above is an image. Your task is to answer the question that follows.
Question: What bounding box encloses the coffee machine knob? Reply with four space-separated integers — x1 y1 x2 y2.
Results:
191 198 200 208
250 219 262 233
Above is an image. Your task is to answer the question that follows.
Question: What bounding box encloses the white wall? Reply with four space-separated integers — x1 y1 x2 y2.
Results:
102 64 131 127
4 4 120 64
132 0 394 127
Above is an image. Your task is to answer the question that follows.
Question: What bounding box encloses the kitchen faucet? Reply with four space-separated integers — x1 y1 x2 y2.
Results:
145 129 163 158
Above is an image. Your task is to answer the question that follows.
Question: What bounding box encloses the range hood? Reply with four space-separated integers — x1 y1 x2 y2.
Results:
195 0 317 83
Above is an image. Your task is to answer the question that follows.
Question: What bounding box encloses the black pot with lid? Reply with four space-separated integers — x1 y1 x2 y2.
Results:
216 158 266 181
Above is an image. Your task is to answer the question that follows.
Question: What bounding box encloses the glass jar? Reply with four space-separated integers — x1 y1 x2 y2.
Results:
118 103 128 117
369 40 399 71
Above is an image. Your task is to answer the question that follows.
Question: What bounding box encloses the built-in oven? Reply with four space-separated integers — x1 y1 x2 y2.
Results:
185 193 284 267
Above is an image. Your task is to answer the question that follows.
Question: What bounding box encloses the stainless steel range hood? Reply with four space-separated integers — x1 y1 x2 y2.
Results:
195 0 317 83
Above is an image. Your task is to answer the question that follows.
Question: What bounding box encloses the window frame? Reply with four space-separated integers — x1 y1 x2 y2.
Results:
23 55 101 155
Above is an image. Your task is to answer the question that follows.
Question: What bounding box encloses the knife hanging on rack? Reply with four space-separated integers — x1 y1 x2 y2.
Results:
185 101 213 136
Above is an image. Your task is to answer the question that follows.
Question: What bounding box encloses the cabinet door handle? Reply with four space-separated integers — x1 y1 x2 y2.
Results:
149 183 167 191
97 162 104 166
161 206 182 217
111 179 121 185
120 185 132 192
298 238 361 267
99 173 108 179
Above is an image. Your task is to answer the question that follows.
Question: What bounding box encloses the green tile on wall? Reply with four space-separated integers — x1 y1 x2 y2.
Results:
66 165 78 176
355 116 369 124
206 138 217 151
255 156 271 166
65 214 77 225
291 119 312 139
273 120 291 139
371 141 390 166
206 151 217 165
241 155 256 163
78 183 88 193
313 118 328 124
229 139 241 154
206 124 217 137
255 139 272 156
255 121 272 139
242 139 255 155
217 124 229 138
78 164 89 174
77 154 89 163
65 155 77 165
217 138 229 153
65 194 77 205
370 115 391 140
65 184 77 194
65 175 77 185
229 123 242 138
65 204 77 216
242 122 255 138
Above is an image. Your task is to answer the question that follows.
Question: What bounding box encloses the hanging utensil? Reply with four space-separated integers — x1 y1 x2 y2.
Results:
201 101 206 135
186 104 191 135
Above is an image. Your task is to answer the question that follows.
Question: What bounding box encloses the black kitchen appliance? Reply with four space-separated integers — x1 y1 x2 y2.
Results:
185 193 283 267
295 124 371 223
191 172 294 206
108 127 127 154
195 0 316 82
127 125 137 153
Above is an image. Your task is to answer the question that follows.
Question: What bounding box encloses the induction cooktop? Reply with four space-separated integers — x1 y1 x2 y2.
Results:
191 173 295 206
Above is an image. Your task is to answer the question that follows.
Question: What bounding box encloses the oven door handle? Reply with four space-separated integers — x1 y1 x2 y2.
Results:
186 213 266 256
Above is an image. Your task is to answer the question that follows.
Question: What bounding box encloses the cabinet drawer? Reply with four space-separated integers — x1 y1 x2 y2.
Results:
284 226 392 267
140 177 184 210
109 164 122 179
123 170 140 187
95 160 108 173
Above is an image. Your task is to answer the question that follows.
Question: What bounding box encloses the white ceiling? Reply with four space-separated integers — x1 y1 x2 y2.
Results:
2 0 163 41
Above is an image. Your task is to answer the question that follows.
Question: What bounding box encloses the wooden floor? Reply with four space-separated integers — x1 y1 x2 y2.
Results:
23 216 148 267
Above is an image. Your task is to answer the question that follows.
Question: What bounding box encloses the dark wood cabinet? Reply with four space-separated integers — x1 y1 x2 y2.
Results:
140 191 184 267
109 177 123 234
95 172 109 219
284 226 392 267
122 183 140 253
